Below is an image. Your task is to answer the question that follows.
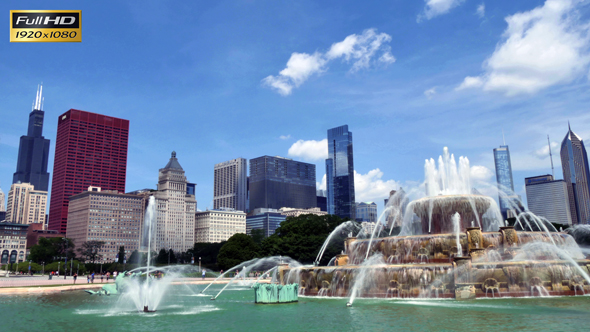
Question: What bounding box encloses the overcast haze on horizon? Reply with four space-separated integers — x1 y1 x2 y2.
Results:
1 0 589 216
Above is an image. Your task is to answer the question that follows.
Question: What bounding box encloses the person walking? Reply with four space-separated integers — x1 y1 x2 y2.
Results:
73 273 78 284
101 273 104 283
87 274 90 283
106 272 110 282
91 272 95 283
202 269 206 280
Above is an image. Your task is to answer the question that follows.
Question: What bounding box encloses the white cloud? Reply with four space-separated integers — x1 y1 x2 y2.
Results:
354 169 400 202
534 141 559 158
424 87 437 99
470 165 494 182
419 0 466 21
264 28 394 95
279 135 291 140
456 76 484 90
287 139 328 161
317 174 327 191
457 0 590 96
476 3 485 18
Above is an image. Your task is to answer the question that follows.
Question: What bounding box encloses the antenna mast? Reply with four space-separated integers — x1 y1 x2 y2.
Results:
548 135 554 178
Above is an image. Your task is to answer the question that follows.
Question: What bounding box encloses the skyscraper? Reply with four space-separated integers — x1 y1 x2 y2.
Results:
154 152 196 252
13 85 50 191
525 175 573 225
5 182 47 224
48 109 129 233
213 158 248 212
493 143 518 219
561 124 590 224
249 156 316 210
0 183 5 213
326 125 355 220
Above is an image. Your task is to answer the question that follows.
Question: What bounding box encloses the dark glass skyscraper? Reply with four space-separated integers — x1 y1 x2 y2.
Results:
493 144 516 219
326 125 355 220
249 156 316 210
13 85 50 191
561 124 590 224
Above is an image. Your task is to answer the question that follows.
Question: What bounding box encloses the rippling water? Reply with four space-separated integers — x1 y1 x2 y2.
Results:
1 284 590 331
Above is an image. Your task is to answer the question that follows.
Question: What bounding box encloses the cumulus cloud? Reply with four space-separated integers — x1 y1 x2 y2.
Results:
418 0 466 21
456 76 484 90
534 141 559 158
263 29 395 95
287 139 328 161
279 135 291 140
457 0 590 96
354 169 400 202
424 87 437 99
476 3 485 18
470 165 494 182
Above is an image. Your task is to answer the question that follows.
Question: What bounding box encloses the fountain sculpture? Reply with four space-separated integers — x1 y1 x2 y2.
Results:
278 148 590 304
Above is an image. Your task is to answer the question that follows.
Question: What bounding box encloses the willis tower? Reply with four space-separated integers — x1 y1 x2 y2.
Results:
13 85 50 191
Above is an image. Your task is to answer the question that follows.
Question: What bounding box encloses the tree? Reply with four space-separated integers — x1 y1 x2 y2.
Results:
250 229 265 245
77 240 105 263
117 246 125 264
128 250 141 264
29 237 75 264
260 214 350 265
188 242 226 267
217 233 260 270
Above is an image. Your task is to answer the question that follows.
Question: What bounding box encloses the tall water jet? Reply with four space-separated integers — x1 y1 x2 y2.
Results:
452 212 462 257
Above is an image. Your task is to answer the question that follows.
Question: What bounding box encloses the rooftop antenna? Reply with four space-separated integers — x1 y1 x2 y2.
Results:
502 129 506 146
34 83 43 110
548 135 554 178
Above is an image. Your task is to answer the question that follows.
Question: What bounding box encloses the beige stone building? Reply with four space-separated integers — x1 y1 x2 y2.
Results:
278 207 327 218
195 209 246 243
154 152 197 252
5 182 47 225
213 158 248 212
0 222 28 264
0 183 6 213
66 187 143 261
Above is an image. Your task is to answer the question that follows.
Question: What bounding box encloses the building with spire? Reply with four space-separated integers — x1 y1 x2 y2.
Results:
13 85 50 191
493 134 520 220
561 124 590 224
326 125 356 220
154 152 196 252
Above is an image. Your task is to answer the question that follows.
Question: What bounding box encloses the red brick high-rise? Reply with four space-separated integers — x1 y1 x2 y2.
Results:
48 109 129 233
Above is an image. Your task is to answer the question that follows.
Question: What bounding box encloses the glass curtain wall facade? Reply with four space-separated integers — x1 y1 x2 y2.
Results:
13 86 50 191
561 125 590 224
249 156 316 210
493 145 516 219
326 125 355 220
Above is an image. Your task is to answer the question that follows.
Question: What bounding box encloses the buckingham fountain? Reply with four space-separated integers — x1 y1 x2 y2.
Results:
278 147 590 304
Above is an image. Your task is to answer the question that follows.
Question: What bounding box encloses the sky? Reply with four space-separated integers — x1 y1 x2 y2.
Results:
1 0 589 216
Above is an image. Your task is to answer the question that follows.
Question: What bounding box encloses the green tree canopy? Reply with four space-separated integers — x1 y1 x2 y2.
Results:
28 237 75 264
250 228 265 245
260 214 350 265
188 242 226 267
77 240 105 263
217 233 260 270
117 246 125 264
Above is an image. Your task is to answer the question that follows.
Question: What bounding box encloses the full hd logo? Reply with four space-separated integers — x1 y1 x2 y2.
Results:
10 10 82 42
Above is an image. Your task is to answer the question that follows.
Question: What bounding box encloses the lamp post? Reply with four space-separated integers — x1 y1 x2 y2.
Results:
199 257 201 272
42 261 44 276
63 238 68 279
77 263 79 275
28 260 31 276
58 261 61 276
168 248 171 265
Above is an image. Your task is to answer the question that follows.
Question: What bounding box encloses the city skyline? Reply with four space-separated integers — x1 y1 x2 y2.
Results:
1 1 589 218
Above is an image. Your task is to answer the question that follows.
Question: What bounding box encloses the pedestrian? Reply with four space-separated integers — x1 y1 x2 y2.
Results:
101 273 104 283
106 272 110 282
91 272 95 283
113 270 118 279
202 269 206 280
87 274 90 283
73 273 78 284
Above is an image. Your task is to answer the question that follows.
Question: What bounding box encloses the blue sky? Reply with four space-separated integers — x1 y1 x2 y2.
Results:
1 0 589 216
